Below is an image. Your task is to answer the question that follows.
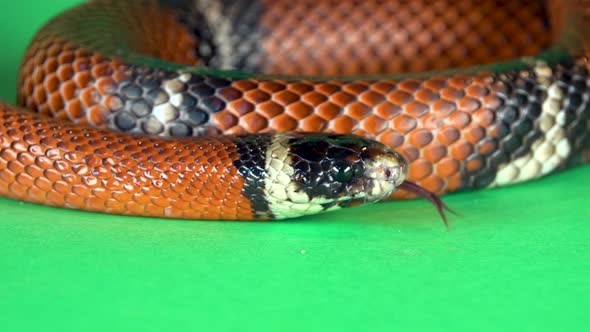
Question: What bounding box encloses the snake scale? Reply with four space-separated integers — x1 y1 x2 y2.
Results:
0 0 589 220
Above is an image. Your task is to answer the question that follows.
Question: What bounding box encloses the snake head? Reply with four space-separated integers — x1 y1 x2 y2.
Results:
262 133 408 219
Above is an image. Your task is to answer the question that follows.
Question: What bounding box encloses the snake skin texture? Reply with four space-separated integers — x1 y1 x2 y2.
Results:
2 0 590 220
0 104 405 219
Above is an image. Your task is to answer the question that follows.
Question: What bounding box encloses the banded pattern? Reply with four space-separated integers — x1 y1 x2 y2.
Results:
0 104 406 219
3 0 590 220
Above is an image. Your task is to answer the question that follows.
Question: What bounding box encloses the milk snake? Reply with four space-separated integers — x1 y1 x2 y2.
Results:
1 0 589 220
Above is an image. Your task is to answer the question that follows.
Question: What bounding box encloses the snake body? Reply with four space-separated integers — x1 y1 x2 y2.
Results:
1 0 589 220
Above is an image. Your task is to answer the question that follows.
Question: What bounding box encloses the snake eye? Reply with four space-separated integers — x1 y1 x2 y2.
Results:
332 160 353 183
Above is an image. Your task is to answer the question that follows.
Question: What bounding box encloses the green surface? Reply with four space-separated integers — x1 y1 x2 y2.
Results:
1 1 590 331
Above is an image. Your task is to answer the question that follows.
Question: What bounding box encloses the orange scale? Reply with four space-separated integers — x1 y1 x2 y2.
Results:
57 51 75 65
185 182 203 195
104 178 124 191
378 130 404 148
397 79 421 93
212 188 228 201
144 204 165 217
289 82 314 94
360 115 387 136
5 159 25 174
405 100 429 118
25 164 44 178
420 174 444 194
31 52 46 67
358 90 384 107
370 81 395 94
46 44 62 57
392 114 417 134
221 206 238 217
208 198 224 208
151 196 171 208
465 84 489 99
233 80 258 92
477 139 497 155
414 88 438 104
71 163 89 176
24 79 35 96
401 146 420 162
74 71 92 89
407 159 433 181
464 125 486 144
258 81 285 94
342 82 369 95
194 195 211 207
71 184 90 197
408 129 434 148
60 81 77 101
447 76 470 89
316 102 341 120
15 173 34 187
436 157 460 178
423 144 447 163
423 78 448 91
32 67 45 85
125 201 145 215
331 116 356 133
240 113 270 133
95 77 116 95
131 192 150 205
46 190 66 206
474 108 495 126
164 171 179 184
44 74 60 93
43 57 59 74
300 114 326 132
371 103 398 121
244 89 271 104
178 192 196 203
0 171 14 188
171 199 190 211
457 97 481 113
466 157 483 173
387 90 413 105
79 88 98 107
65 192 85 207
51 180 70 195
286 101 313 120
446 172 463 191
270 114 298 131
450 141 474 161
431 99 456 117
57 64 74 82
229 99 255 116
448 111 471 129
330 91 356 106
27 186 46 201
112 190 132 203
440 86 464 101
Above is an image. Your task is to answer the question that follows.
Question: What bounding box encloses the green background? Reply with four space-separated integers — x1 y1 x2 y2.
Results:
1 1 589 331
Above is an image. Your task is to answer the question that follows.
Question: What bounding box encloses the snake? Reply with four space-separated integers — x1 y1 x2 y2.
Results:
0 0 589 221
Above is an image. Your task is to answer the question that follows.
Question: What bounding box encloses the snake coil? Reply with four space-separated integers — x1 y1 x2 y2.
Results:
0 0 589 220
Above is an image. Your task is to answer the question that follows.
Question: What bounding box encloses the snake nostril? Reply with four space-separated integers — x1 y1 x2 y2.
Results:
384 169 392 179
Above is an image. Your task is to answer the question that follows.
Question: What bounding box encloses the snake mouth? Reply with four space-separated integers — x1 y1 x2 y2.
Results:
361 147 453 226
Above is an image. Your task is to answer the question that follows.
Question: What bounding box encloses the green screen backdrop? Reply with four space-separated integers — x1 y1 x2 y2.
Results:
0 1 589 331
